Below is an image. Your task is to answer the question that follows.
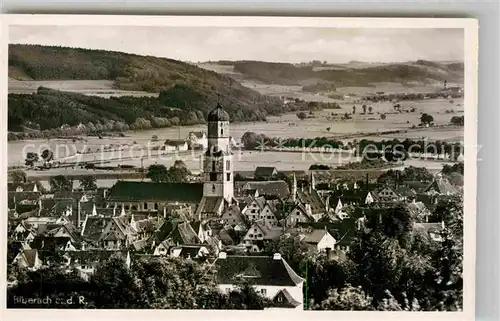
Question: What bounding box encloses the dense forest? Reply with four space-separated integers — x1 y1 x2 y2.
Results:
229 60 464 88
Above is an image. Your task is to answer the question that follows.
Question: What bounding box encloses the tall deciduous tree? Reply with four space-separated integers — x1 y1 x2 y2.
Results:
9 170 27 183
49 175 73 192
79 175 97 191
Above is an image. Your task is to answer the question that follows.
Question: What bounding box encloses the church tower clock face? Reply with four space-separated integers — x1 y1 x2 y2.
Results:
202 99 234 202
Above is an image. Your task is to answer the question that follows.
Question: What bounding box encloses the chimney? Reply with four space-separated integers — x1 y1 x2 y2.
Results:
218 251 227 259
325 195 330 212
273 253 282 260
103 189 108 199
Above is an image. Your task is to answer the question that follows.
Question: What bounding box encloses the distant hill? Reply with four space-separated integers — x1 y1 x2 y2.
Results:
9 45 342 136
201 59 464 89
7 44 305 133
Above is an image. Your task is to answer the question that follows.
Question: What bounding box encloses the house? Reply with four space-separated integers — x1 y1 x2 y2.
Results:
424 177 459 196
170 244 210 259
107 181 204 212
81 215 112 243
151 220 201 255
283 203 314 228
241 196 266 222
413 222 445 242
299 228 336 253
64 250 131 281
221 204 247 227
242 220 283 251
214 252 304 309
99 215 137 250
195 196 226 220
365 191 376 205
164 139 189 152
8 182 39 193
186 131 208 150
12 249 43 271
235 181 289 200
254 167 279 180
406 200 432 222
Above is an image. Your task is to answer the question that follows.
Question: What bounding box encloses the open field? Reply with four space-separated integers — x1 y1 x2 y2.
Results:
8 78 159 98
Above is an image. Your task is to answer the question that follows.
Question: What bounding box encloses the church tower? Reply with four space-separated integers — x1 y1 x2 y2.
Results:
202 99 234 202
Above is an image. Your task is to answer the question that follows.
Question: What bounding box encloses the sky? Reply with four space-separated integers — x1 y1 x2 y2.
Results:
9 26 464 64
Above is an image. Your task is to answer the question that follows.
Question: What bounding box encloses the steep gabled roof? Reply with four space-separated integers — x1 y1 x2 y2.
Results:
424 178 459 195
235 181 289 199
302 229 329 244
107 181 203 203
214 255 304 286
254 167 278 178
272 288 301 308
82 216 111 241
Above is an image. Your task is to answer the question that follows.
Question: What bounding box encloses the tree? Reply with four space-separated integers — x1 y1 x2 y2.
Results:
173 159 187 169
166 165 190 183
362 105 367 114
420 113 434 126
79 175 97 191
368 106 373 114
326 127 331 132
319 285 373 310
92 255 145 308
380 114 386 120
352 106 356 114
24 152 39 166
225 281 272 310
241 132 262 150
146 164 169 183
41 149 54 162
49 175 73 192
296 112 307 120
263 235 310 275
9 170 27 183
450 116 464 126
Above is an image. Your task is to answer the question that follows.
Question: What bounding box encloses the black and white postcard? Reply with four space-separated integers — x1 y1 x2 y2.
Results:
1 15 478 321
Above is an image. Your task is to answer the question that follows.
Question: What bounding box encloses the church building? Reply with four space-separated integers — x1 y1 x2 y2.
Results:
196 101 235 220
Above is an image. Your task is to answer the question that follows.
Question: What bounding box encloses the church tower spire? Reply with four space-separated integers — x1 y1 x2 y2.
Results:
202 96 234 202
310 172 316 193
291 172 297 202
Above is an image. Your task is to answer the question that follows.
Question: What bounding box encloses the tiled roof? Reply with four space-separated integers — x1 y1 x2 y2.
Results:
165 139 187 146
235 181 289 199
107 181 203 203
154 220 200 245
252 221 283 240
424 178 459 195
173 245 208 259
65 250 128 264
272 288 301 308
302 229 329 244
198 196 224 214
20 249 38 267
214 255 304 286
30 236 71 251
254 167 278 178
297 189 325 215
189 131 206 139
82 216 111 241
414 222 444 234
8 182 37 192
